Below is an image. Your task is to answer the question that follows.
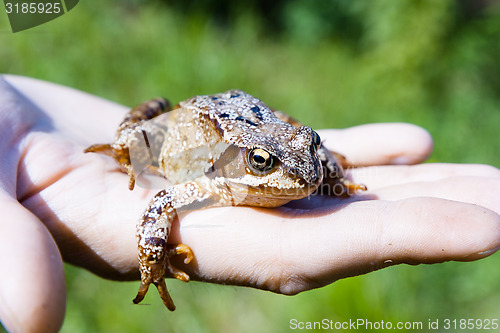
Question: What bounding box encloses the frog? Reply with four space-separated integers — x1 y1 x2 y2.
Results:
85 89 366 311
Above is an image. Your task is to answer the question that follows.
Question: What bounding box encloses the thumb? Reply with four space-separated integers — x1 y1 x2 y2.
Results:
0 197 66 333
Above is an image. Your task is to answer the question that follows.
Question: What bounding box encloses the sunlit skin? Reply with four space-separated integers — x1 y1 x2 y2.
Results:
0 75 499 332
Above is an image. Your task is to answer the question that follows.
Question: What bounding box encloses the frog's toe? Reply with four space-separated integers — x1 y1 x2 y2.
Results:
167 243 194 264
166 261 190 283
164 244 193 282
353 183 367 193
132 280 150 305
346 181 367 193
84 143 113 154
126 166 136 190
133 264 158 305
340 179 367 195
154 278 176 311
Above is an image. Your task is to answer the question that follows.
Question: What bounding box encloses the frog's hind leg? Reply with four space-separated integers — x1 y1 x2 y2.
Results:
134 181 209 310
85 98 172 190
133 189 194 310
317 145 366 196
118 98 172 133
272 110 304 128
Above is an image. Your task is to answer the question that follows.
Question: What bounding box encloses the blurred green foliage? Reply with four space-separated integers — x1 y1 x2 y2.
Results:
1 0 499 332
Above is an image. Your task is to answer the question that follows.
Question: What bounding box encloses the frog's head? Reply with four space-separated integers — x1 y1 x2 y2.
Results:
201 90 324 206
240 125 324 205
214 124 324 207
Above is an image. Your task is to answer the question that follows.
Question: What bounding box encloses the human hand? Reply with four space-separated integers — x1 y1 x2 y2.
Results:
177 126 500 294
0 75 498 332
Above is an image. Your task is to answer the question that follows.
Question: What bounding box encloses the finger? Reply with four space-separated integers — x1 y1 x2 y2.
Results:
344 163 500 214
371 176 500 215
317 123 433 166
0 198 66 333
292 198 500 291
168 197 500 294
350 163 500 190
2 75 128 142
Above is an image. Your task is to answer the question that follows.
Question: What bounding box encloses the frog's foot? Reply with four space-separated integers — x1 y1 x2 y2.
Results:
339 178 367 196
84 144 120 164
320 178 367 196
168 244 194 264
133 244 194 311
133 261 176 311
84 143 137 190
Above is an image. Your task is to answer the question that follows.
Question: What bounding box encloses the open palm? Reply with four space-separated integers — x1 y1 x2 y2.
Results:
1 75 499 333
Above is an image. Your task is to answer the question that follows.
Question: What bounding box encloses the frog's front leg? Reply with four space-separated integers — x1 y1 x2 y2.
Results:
85 98 172 190
133 179 212 310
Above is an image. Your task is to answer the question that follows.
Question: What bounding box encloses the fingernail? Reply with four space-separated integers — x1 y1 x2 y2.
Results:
477 245 500 256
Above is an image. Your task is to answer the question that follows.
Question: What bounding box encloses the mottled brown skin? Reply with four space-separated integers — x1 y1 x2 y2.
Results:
85 90 365 310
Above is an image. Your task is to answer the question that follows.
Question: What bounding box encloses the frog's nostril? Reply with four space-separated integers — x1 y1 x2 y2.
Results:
309 171 319 184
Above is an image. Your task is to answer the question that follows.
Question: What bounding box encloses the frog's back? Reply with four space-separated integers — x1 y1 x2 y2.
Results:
157 106 226 184
158 90 295 184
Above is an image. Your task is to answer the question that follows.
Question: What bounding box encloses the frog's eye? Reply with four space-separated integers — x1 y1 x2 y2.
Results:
247 148 274 174
312 131 321 149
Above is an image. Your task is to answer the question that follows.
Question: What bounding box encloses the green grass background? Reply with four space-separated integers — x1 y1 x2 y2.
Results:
1 0 499 332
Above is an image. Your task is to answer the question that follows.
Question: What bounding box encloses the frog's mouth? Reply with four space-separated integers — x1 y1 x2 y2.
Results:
249 183 318 199
217 175 320 204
